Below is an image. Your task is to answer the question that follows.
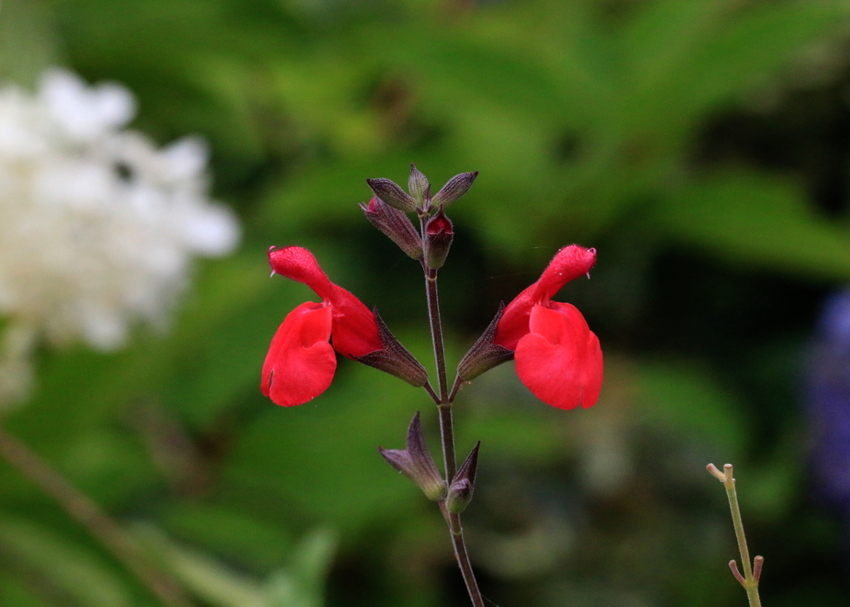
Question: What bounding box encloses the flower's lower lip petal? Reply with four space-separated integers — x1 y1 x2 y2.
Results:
578 332 603 409
267 341 337 406
514 329 603 410
528 302 586 344
261 301 336 406
515 333 585 409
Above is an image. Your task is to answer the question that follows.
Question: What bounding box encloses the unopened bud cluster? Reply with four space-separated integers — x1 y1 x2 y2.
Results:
447 442 480 513
363 165 477 270
379 412 481 510
379 412 447 501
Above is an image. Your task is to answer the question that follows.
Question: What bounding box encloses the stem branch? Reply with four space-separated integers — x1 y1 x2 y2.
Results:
708 463 762 607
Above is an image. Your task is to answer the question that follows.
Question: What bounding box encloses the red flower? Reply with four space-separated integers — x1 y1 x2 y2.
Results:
261 246 383 407
493 245 603 409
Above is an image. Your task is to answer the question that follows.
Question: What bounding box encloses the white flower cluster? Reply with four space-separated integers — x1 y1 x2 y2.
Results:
0 68 240 405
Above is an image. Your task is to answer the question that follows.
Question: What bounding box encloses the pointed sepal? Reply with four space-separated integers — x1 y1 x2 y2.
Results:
360 197 423 259
446 442 480 513
457 302 515 381
378 412 446 501
431 171 478 208
366 177 417 213
408 163 431 207
355 309 428 387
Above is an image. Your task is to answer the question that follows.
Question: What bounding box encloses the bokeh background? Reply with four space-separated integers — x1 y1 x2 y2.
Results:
2 0 850 605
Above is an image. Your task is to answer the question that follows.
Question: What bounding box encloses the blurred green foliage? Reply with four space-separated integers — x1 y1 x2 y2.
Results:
2 0 850 605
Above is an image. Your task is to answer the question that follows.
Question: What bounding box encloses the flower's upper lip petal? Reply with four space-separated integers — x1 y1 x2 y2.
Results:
493 283 536 351
267 246 382 358
493 245 596 350
268 246 335 301
325 283 383 358
532 245 596 302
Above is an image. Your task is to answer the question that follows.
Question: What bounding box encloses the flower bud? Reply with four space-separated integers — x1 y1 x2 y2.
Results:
408 163 431 206
379 412 446 501
457 302 514 381
366 177 417 213
446 442 480 513
423 208 453 270
354 309 428 387
431 171 478 208
360 197 423 259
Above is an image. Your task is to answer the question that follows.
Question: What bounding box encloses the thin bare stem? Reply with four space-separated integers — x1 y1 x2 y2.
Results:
448 376 463 403
0 425 194 607
448 512 484 607
424 382 441 405
422 256 483 607
425 267 449 401
437 403 457 483
753 555 764 582
707 463 763 607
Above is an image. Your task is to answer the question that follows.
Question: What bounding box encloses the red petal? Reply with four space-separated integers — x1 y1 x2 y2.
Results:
326 283 383 358
425 208 453 236
514 303 603 409
261 302 337 407
494 245 596 351
493 283 536 351
267 246 382 359
268 246 335 301
531 245 596 303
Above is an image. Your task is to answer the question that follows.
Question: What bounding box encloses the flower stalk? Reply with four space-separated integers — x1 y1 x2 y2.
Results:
261 165 604 606
707 463 763 607
424 265 450 402
423 266 484 607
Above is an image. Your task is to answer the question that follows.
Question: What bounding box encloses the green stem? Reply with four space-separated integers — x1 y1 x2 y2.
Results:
725 474 761 607
709 463 762 607
0 425 194 607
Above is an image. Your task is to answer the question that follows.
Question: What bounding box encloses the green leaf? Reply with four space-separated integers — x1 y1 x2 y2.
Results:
135 524 334 607
223 356 426 531
623 0 732 86
162 504 293 569
657 172 850 281
262 528 336 607
0 516 134 607
660 2 849 120
0 0 60 86
636 359 748 457
135 524 264 607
